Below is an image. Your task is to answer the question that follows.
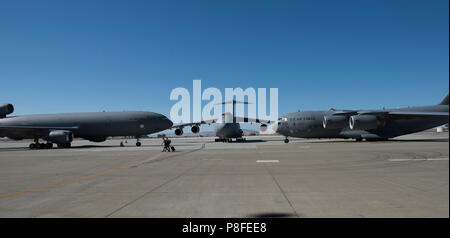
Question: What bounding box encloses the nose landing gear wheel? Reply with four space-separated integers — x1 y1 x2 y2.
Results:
284 138 290 143
136 142 141 147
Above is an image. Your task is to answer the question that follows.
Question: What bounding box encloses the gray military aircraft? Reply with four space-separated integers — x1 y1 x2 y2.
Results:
171 100 271 142
276 93 449 143
0 103 173 149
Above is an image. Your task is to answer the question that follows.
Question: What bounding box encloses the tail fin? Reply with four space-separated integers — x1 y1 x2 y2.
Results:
439 93 449 105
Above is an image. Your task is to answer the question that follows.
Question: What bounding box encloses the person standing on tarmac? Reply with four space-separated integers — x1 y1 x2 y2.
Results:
162 137 174 152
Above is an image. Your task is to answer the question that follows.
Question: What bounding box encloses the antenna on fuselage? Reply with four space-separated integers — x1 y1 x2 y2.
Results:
215 100 251 123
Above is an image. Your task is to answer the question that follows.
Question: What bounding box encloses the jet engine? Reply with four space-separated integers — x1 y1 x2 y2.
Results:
0 104 14 118
175 128 184 136
48 130 74 144
260 124 268 132
191 125 200 133
349 115 383 130
323 115 347 129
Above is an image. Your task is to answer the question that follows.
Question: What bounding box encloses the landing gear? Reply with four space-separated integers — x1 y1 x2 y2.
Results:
284 138 290 143
214 138 235 142
136 137 141 147
57 143 71 148
355 138 363 142
29 139 53 149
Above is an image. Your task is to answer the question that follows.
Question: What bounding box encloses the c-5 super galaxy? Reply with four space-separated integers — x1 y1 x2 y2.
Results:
276 93 449 143
0 104 173 149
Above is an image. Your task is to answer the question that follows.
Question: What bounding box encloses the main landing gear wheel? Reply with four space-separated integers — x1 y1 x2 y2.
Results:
284 138 290 143
57 143 71 148
29 139 53 149
135 136 142 147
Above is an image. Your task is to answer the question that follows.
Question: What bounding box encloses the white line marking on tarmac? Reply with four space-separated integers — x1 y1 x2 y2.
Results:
256 160 280 163
388 158 449 162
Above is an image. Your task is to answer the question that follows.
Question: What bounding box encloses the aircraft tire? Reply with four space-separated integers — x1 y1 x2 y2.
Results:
284 139 289 143
136 142 141 147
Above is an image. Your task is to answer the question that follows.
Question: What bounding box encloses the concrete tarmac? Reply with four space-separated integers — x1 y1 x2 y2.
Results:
0 132 448 218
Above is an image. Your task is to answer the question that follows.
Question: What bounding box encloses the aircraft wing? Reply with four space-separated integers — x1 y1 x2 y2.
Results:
233 116 274 124
329 110 360 116
332 110 449 118
387 111 449 116
169 116 273 129
169 119 219 129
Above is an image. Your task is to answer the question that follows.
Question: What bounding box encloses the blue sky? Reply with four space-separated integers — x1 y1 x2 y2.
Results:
1 0 448 122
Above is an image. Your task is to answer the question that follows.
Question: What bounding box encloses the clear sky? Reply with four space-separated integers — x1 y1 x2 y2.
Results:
1 0 448 121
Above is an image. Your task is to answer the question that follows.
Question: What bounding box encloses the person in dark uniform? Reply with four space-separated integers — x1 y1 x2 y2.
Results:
162 137 173 152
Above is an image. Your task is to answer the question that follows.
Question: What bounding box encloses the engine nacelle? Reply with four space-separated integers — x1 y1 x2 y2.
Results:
175 128 184 136
260 124 268 132
0 104 14 118
323 115 348 129
349 115 383 130
191 125 200 133
48 130 74 144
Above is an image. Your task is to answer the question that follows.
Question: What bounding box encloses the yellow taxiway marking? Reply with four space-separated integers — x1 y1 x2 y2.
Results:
0 163 139 200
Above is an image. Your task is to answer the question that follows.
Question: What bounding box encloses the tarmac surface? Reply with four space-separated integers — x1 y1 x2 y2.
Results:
0 132 448 218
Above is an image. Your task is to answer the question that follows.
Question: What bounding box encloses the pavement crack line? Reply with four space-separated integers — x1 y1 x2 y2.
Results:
104 143 206 217
256 149 300 218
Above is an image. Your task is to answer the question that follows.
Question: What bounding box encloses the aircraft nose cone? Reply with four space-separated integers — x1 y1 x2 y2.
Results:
275 121 286 134
160 115 173 129
166 118 173 128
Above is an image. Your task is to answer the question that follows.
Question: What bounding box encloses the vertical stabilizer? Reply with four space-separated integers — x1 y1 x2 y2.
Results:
439 94 449 105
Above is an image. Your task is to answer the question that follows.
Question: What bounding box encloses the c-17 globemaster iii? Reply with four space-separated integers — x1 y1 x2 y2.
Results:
276 93 449 143
170 100 272 142
0 103 173 149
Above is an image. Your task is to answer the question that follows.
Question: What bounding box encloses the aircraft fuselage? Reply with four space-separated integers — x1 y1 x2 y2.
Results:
277 105 449 140
0 111 173 141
